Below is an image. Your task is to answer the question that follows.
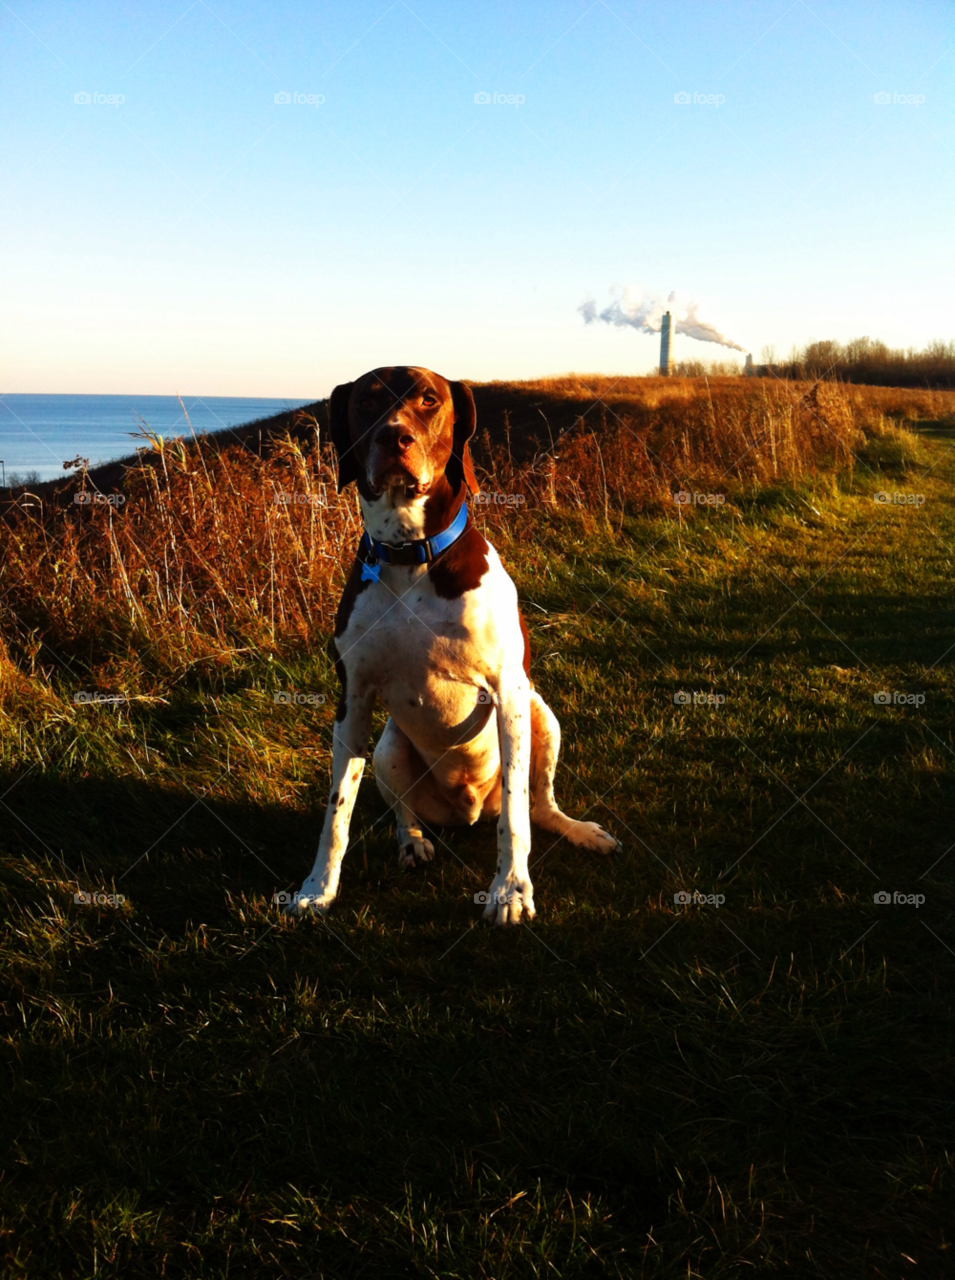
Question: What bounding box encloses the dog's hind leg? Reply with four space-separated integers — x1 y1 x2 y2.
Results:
374 718 455 869
529 692 619 854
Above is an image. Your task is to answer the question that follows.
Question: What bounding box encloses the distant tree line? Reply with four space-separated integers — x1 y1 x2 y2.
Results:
672 358 744 378
670 339 955 388
760 338 955 388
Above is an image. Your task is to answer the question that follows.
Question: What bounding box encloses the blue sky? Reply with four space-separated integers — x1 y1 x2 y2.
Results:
1 0 952 395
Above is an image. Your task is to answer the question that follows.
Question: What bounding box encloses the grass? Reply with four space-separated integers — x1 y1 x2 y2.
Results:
1 378 955 1276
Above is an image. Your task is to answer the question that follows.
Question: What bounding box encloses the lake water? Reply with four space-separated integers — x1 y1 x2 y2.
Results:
0 394 313 484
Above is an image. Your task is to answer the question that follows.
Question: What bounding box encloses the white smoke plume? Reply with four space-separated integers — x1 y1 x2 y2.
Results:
578 287 745 352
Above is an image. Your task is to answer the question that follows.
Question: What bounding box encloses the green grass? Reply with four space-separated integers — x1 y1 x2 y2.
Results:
2 424 955 1276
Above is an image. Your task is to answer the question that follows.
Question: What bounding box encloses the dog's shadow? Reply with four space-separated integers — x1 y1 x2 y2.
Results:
0 764 514 935
0 766 356 934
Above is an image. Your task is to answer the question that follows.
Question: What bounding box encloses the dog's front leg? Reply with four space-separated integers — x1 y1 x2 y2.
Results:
483 671 535 926
288 690 374 915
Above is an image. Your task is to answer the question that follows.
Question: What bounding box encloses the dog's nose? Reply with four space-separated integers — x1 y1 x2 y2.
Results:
376 425 416 453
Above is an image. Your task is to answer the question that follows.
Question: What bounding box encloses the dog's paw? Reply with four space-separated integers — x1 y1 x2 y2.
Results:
565 821 619 855
481 876 535 927
398 836 435 870
285 879 336 916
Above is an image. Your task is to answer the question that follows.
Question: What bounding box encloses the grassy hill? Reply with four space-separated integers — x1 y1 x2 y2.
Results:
1 377 954 1276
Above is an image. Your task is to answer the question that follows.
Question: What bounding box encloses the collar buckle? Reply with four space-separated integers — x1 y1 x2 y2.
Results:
362 502 468 573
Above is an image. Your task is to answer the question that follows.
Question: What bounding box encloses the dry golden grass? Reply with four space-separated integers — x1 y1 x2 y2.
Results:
475 372 955 419
843 382 954 423
0 376 951 710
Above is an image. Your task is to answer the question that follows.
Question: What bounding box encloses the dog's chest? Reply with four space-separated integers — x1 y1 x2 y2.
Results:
343 572 497 707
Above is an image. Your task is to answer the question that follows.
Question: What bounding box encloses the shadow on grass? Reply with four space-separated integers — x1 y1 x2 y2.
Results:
0 767 331 936
2 756 954 1275
911 417 955 439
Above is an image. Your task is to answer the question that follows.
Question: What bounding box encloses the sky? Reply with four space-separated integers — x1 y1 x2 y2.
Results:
1 0 952 396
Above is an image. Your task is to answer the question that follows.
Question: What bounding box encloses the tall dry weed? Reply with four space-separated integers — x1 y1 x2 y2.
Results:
0 377 948 699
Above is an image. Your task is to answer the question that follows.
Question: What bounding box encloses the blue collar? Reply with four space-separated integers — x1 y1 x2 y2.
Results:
360 499 469 570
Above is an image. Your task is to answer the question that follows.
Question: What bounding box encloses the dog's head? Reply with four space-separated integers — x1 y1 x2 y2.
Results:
327 366 478 499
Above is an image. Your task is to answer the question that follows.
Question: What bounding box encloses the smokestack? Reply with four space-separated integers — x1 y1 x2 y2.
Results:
580 289 745 352
745 353 754 376
660 311 674 376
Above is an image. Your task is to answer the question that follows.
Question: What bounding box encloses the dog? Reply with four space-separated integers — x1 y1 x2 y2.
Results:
288 367 617 926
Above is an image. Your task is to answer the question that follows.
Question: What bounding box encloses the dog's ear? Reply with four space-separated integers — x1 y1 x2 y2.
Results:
327 381 361 491
446 380 479 496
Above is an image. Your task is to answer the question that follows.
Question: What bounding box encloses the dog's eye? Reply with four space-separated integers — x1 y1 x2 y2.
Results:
420 393 438 407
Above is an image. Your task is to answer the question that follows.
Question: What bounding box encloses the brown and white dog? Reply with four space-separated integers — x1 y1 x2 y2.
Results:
288 366 617 927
